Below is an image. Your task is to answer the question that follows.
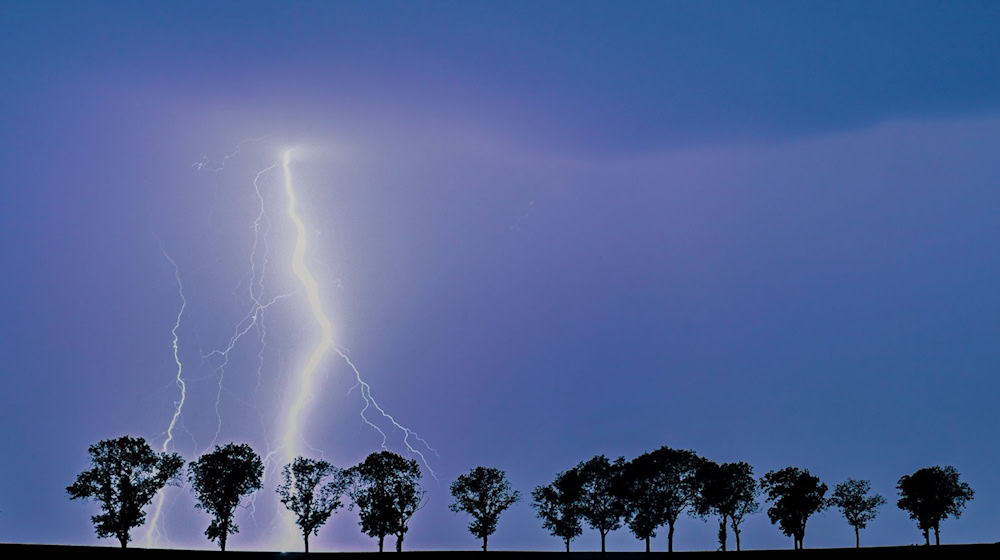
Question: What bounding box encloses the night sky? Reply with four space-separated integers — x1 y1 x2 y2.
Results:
2 0 1000 552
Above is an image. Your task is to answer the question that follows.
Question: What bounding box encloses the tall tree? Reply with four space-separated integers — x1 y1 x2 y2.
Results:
348 451 424 552
896 465 974 545
645 446 702 552
449 466 520 551
66 436 183 548
188 443 264 551
760 466 827 550
828 479 885 548
727 468 760 554
276 457 349 553
621 452 667 552
576 455 627 552
693 460 758 552
532 467 585 552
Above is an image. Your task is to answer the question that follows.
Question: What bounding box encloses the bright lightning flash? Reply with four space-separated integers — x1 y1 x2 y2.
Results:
277 150 437 476
278 149 334 460
143 245 188 546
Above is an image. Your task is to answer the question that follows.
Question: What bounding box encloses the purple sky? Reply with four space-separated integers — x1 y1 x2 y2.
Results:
2 1 1000 552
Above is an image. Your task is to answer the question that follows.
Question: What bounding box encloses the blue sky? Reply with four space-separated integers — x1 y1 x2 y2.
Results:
2 1 999 552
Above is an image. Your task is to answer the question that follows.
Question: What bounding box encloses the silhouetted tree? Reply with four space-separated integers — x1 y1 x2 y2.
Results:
348 451 424 552
66 436 183 548
188 443 264 551
575 455 627 552
532 467 585 552
621 451 667 552
694 460 758 551
896 465 973 545
449 466 520 551
643 446 702 552
828 479 885 548
276 457 349 553
730 479 759 551
760 466 827 550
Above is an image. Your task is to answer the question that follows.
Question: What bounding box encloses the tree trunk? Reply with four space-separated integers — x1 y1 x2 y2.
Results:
734 527 741 552
668 521 675 552
220 520 229 552
922 528 929 546
855 526 859 549
934 525 939 546
645 536 650 553
378 534 385 552
718 515 727 552
564 538 570 552
601 531 607 553
482 534 488 552
396 533 404 552
305 532 310 554
118 533 127 549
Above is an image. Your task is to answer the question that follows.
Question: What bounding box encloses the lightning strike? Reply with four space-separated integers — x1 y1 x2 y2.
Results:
277 148 335 462
143 244 188 546
277 149 438 479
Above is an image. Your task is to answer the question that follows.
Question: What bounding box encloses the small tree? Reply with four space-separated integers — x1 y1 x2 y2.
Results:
188 443 264 551
577 455 627 552
760 466 827 550
449 466 520 551
348 451 425 552
828 479 885 548
532 467 585 552
694 460 758 552
896 465 973 545
277 457 349 553
66 436 183 548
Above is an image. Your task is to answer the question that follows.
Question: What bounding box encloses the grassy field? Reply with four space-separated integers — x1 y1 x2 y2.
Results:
3 543 999 558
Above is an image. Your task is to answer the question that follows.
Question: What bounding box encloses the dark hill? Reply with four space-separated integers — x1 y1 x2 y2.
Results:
3 543 999 558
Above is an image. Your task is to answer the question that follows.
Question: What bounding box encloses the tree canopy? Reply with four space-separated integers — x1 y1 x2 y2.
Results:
348 451 424 553
276 457 349 553
896 465 974 545
531 467 585 552
188 443 264 551
449 466 520 551
760 466 827 550
66 435 184 548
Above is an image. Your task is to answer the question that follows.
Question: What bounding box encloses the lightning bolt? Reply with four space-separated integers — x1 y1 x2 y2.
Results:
143 244 188 546
276 148 438 546
278 149 437 473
